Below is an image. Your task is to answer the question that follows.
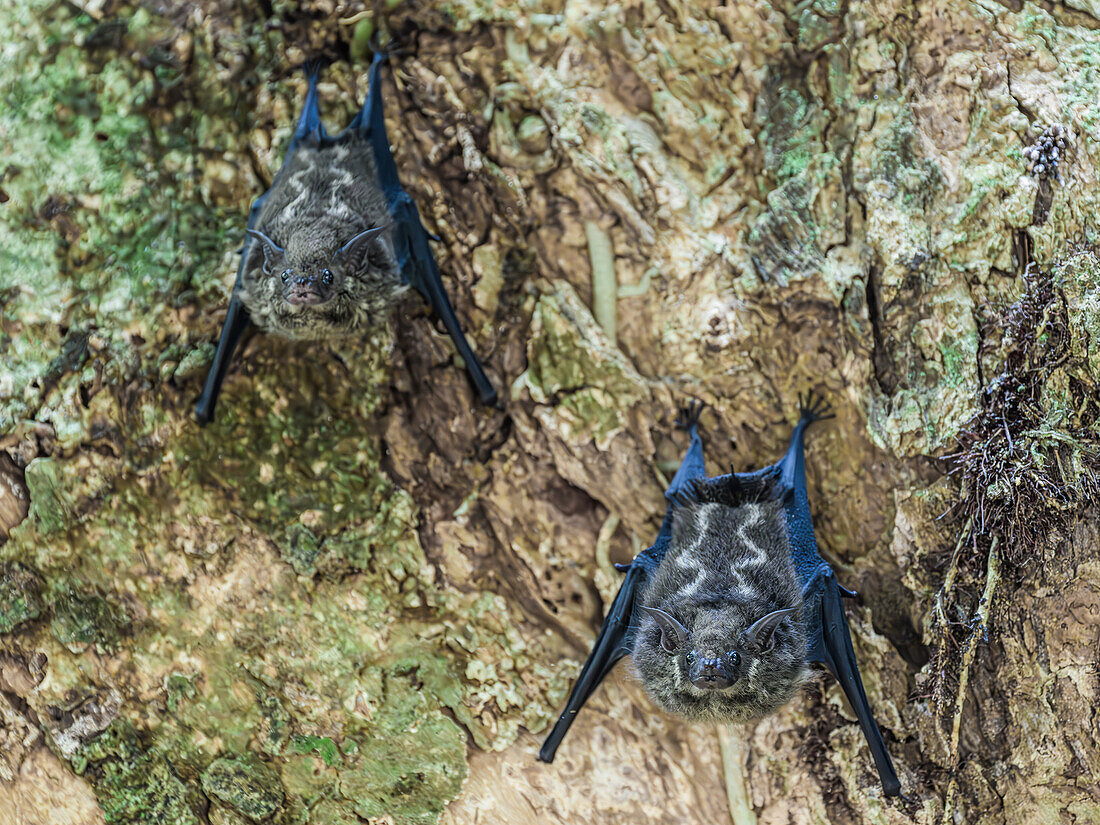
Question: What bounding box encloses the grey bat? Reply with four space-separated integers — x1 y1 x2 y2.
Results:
540 397 900 797
194 54 497 424
632 499 808 721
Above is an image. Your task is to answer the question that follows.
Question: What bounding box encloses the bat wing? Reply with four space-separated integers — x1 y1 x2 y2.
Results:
194 65 329 425
538 402 708 762
803 567 900 796
688 394 900 796
349 53 498 407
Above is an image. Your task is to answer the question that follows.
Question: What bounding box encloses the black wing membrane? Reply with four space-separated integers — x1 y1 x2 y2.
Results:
806 571 901 796
539 402 707 762
537 562 646 762
352 53 498 408
775 394 899 797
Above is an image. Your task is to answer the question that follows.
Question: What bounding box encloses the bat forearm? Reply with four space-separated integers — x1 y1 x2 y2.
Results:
194 297 250 425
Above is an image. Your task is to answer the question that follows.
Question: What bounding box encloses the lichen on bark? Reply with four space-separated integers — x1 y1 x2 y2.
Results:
2 0 1100 823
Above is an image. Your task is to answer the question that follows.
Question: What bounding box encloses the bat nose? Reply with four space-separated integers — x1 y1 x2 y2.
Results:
689 655 733 690
285 275 333 307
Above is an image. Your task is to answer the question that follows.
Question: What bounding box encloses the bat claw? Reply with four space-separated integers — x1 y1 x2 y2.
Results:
370 33 412 59
838 583 860 600
798 390 835 424
613 562 632 572
675 399 705 431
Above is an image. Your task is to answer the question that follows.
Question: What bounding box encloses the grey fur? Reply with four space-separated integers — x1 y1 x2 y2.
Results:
631 501 808 722
238 137 406 340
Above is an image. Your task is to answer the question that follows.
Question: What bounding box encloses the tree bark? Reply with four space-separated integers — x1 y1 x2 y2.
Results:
1 0 1099 824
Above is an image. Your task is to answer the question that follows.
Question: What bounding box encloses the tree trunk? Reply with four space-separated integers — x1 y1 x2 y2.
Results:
2 0 1099 824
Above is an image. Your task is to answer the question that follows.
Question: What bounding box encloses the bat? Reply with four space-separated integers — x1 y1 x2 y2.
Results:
539 395 901 797
194 52 498 425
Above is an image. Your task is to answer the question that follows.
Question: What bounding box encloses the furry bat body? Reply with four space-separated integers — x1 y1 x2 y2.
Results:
194 53 497 424
539 396 901 797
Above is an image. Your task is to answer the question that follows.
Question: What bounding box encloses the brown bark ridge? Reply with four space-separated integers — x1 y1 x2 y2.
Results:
1 0 1099 823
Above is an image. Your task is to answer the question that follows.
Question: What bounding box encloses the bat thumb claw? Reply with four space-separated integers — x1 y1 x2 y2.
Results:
674 399 705 431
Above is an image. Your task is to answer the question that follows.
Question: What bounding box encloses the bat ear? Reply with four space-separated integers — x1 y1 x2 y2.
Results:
640 606 689 654
740 606 799 653
246 229 285 275
335 225 387 269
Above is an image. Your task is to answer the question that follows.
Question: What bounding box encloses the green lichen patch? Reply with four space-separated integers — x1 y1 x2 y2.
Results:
0 561 45 633
854 102 984 457
516 282 649 448
0 391 551 822
24 456 115 535
291 735 340 767
50 586 130 654
0 0 249 440
1056 250 1100 380
305 800 360 825
77 719 202 825
280 524 324 577
164 672 199 713
173 332 395 541
201 756 286 823
337 673 466 825
758 76 821 186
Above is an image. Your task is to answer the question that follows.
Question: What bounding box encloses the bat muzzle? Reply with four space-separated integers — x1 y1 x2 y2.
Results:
688 654 738 690
285 275 334 307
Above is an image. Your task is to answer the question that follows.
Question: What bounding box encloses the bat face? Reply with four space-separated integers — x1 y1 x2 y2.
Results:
239 141 406 341
631 502 808 722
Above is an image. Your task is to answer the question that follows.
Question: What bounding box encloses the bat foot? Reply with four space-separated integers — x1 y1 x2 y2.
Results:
675 399 705 431
798 391 835 424
370 33 412 59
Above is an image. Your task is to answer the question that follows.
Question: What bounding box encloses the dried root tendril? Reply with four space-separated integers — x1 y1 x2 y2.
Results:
930 258 1100 819
940 539 1000 825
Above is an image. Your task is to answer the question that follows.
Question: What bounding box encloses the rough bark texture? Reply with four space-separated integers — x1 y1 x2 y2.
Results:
1 0 1099 824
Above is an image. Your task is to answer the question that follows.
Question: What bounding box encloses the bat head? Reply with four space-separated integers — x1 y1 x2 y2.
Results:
641 604 799 691
631 502 808 722
633 601 807 721
243 224 402 339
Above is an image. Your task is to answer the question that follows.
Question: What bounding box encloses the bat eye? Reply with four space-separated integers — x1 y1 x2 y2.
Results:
281 269 292 283
725 651 742 670
321 268 333 285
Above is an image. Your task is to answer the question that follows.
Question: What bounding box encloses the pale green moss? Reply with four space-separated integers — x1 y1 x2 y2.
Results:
76 720 202 825
291 736 340 767
50 586 130 653
337 675 466 825
1057 250 1100 381
0 561 44 633
202 756 286 823
516 283 649 448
